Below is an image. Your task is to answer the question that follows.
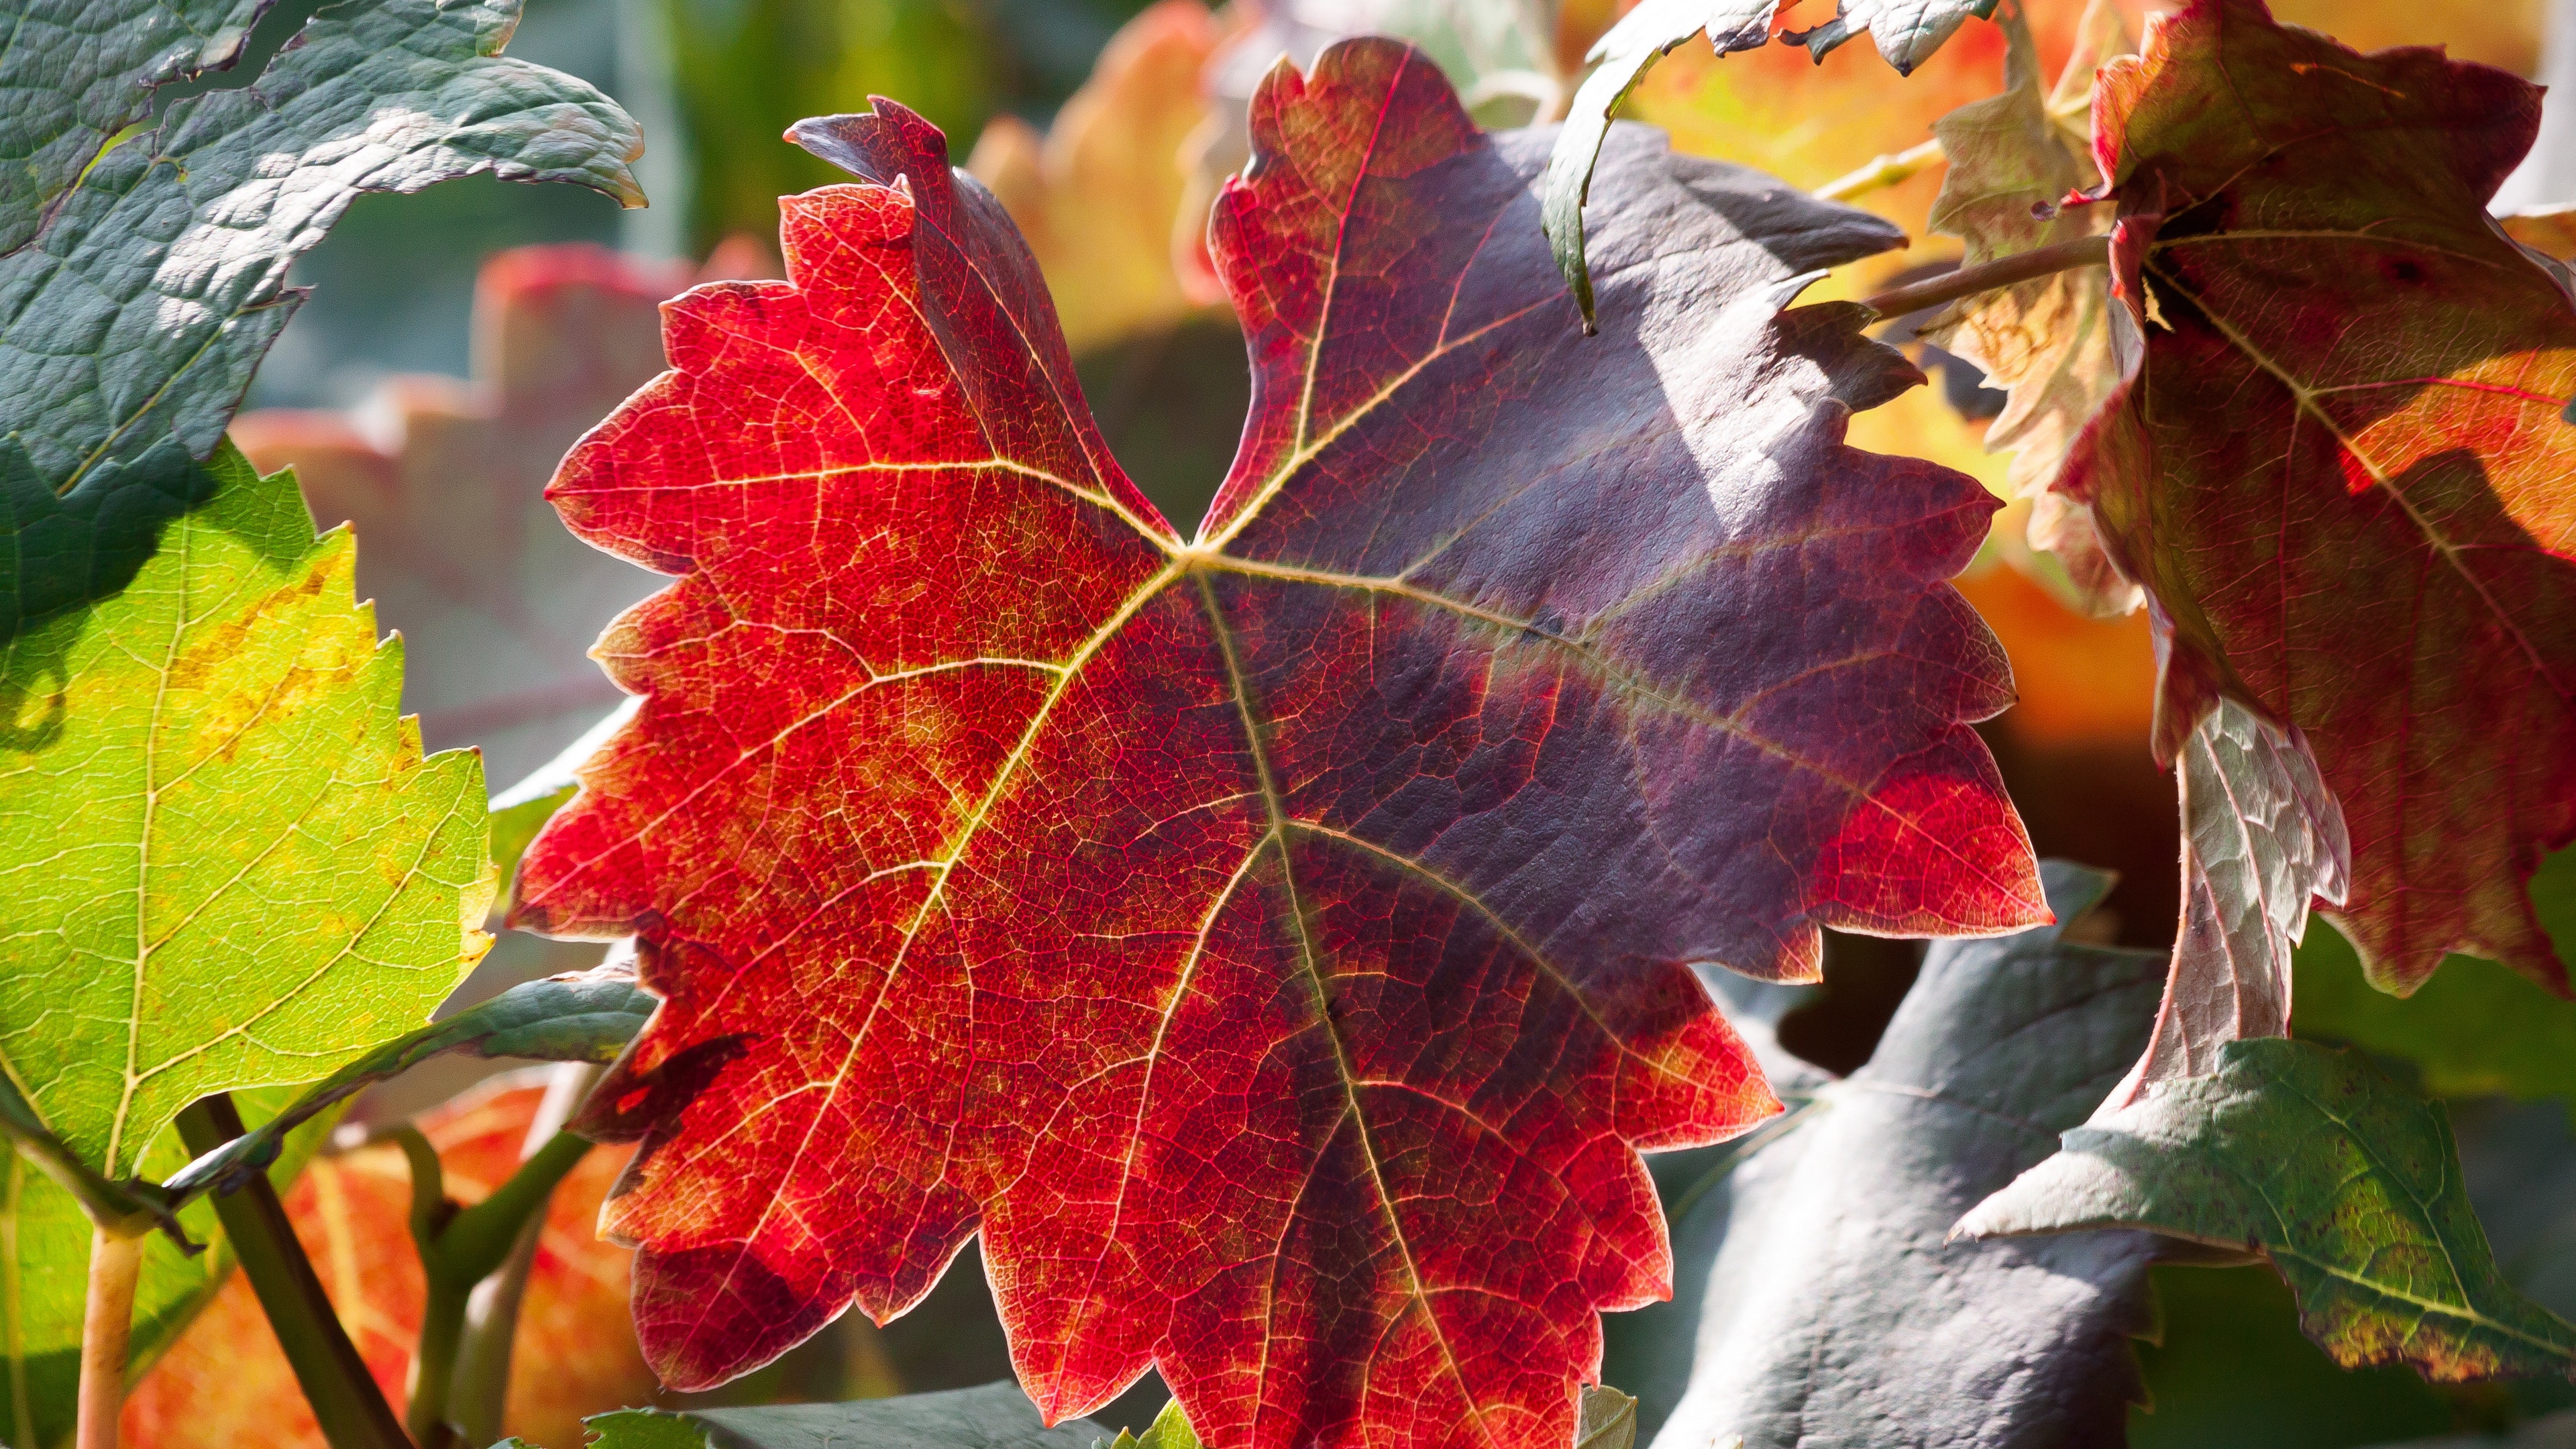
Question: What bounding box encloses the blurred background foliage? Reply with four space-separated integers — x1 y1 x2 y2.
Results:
144 1 2576 1446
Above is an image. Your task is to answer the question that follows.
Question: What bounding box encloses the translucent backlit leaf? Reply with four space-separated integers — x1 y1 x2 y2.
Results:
0 441 493 1180
510 38 2040 1449
1922 0 2138 615
2064 0 2576 995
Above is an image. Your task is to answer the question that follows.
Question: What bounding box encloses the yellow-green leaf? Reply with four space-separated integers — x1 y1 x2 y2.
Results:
0 440 494 1179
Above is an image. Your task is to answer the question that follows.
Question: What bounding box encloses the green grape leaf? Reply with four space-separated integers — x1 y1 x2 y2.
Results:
586 1382 1106 1449
0 0 266 252
0 1049 176 1236
0 0 641 638
1574 1386 1638 1449
0 439 495 1181
1962 1038 2576 1381
1627 863 2171 1448
1104 1399 1201 1449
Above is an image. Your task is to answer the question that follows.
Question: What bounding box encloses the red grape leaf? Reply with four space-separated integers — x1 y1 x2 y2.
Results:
511 38 2042 1449
2065 0 2576 996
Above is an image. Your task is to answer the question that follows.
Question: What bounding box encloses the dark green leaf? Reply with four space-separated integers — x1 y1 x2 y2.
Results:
162 960 652 1204
588 1382 1106 1449
582 1409 716 1449
1961 1038 2576 1381
0 0 266 252
0 0 641 634
2359 1410 2576 1447
2129 1261 2461 1448
0 435 215 637
1620 861 2170 1448
1782 0 2002 70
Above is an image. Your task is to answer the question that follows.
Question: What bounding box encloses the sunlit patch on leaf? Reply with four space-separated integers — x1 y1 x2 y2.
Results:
0 442 493 1181
1963 1038 2576 1383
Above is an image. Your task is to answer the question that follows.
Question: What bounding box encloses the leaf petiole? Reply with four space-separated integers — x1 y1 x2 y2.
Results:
1814 138 1948 205
0 1071 189 1248
1860 234 2111 321
394 1123 596 1448
74 1227 143 1449
161 964 649 1212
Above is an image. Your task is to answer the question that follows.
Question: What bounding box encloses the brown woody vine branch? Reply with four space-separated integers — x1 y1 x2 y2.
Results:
1859 235 2112 321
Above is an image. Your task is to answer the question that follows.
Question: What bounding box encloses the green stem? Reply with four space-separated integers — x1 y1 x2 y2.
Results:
449 1062 602 1446
407 1280 470 1449
448 1212 543 1447
1813 138 1947 204
174 1097 412 1449
396 1124 592 1448
439 1132 590 1277
76 1226 143 1449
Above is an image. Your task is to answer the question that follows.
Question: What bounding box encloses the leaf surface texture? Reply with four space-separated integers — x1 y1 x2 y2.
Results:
1641 862 2167 1449
1962 1038 2576 1381
513 40 2041 1449
0 0 641 633
0 443 494 1178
